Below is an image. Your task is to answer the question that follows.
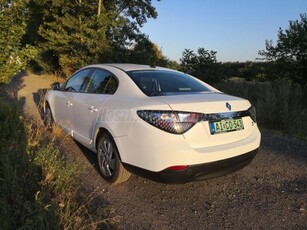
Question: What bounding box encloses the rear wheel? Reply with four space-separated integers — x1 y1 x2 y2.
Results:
97 132 131 184
44 105 53 131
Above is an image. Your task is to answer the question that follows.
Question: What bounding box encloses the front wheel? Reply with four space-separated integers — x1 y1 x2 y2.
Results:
97 133 131 184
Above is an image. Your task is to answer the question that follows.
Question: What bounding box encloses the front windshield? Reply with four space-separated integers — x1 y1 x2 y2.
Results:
127 70 211 96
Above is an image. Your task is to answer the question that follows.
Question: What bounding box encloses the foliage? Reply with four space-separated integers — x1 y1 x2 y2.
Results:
128 35 168 66
0 99 57 229
259 13 307 85
25 0 160 76
32 141 110 229
216 81 307 138
219 61 272 82
0 97 112 229
1 1 306 87
180 48 223 84
166 60 181 70
0 0 37 84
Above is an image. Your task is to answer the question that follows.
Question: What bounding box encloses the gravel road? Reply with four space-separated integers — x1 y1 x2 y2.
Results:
17 73 307 229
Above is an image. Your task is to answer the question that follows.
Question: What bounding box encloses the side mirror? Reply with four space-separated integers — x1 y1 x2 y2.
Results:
50 82 61 90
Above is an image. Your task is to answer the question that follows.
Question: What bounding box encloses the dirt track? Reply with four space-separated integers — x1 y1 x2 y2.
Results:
17 73 307 229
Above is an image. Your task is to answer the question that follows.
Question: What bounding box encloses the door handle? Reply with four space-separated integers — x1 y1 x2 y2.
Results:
88 106 98 112
66 101 73 107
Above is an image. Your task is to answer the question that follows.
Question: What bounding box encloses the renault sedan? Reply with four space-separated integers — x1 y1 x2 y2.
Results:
44 64 261 184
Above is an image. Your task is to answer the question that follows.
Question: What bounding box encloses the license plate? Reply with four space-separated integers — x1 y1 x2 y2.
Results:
209 118 244 135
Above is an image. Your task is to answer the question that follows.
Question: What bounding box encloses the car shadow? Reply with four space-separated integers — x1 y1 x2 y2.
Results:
73 140 102 175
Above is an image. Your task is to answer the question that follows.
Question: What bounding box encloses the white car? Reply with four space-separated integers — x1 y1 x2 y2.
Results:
44 64 261 184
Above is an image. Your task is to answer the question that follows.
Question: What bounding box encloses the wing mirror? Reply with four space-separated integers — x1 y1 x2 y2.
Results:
50 82 61 90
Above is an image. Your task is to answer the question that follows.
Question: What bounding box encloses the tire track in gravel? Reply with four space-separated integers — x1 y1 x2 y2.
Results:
18 72 307 229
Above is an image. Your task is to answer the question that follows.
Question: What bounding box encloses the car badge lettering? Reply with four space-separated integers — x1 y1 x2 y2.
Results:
226 102 231 111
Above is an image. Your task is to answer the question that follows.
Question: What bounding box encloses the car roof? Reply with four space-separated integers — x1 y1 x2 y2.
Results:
88 63 169 72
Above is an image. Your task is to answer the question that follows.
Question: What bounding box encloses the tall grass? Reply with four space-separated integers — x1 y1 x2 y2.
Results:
0 99 52 229
215 81 307 138
0 98 112 229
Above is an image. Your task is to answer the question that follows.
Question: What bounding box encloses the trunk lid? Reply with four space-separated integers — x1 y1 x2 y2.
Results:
153 92 251 113
153 92 256 148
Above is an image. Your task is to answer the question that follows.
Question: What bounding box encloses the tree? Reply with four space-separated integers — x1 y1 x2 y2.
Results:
180 49 197 73
180 48 223 84
129 35 167 66
25 0 110 75
0 0 36 84
166 60 180 70
26 0 159 76
259 13 307 85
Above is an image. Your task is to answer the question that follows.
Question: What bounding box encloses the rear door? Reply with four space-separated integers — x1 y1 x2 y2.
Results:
72 68 119 145
53 68 92 134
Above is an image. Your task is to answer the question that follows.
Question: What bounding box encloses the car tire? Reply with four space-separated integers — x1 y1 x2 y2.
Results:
97 132 131 184
44 105 53 131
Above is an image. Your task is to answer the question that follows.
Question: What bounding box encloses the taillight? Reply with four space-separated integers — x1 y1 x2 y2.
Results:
137 110 204 134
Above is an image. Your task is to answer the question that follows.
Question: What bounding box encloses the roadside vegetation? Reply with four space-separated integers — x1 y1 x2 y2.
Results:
0 97 113 229
216 81 307 138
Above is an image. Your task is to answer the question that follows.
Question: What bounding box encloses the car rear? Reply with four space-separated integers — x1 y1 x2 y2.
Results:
112 68 261 183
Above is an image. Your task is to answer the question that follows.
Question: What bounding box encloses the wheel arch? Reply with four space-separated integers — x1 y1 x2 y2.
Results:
95 127 108 150
44 100 50 114
95 127 124 162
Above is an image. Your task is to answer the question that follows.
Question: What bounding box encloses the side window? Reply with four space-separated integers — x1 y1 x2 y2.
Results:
64 69 91 92
87 69 118 94
104 76 118 94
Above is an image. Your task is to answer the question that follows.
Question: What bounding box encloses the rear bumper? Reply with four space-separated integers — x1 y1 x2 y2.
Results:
116 116 261 172
123 149 258 184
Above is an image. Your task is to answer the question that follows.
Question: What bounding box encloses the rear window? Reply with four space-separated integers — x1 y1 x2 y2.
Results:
127 70 211 96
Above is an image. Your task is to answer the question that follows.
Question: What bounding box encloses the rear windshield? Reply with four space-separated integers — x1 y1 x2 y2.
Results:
127 70 211 96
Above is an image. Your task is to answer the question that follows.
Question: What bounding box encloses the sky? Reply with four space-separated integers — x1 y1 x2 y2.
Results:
140 0 307 62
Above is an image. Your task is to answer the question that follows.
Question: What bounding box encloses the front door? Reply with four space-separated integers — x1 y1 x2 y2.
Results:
53 68 92 135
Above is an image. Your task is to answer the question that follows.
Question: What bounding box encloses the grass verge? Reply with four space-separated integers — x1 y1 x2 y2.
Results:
0 98 113 229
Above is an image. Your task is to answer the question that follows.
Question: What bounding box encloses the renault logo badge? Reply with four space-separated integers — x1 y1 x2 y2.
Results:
226 102 231 111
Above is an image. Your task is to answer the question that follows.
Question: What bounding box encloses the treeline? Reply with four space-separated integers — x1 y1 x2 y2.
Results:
179 48 273 84
180 14 307 86
0 1 306 86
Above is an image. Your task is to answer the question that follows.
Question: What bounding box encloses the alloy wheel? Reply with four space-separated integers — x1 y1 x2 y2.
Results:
98 139 116 177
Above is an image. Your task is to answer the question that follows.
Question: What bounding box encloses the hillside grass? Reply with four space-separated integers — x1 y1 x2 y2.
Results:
0 97 112 229
215 81 307 139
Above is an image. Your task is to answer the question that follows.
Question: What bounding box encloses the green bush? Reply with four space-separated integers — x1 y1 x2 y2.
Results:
215 81 307 138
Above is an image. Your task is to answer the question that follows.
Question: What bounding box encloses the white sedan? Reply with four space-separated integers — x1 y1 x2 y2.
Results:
44 64 261 184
